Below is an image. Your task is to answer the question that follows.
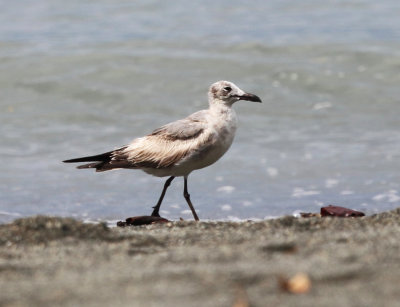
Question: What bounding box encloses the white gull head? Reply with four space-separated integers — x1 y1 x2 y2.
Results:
208 80 262 107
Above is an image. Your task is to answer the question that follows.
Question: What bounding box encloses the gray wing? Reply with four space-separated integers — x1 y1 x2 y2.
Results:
150 110 208 140
64 110 212 172
118 110 212 169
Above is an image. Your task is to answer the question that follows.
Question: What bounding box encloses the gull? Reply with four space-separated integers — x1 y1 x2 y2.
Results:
63 81 262 221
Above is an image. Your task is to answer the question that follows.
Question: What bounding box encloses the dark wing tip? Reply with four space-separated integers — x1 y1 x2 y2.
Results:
63 158 87 163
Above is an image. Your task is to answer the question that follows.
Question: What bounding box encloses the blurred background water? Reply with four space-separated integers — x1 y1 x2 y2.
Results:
1 0 400 223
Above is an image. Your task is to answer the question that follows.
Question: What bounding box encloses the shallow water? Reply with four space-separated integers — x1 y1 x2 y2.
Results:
1 1 400 223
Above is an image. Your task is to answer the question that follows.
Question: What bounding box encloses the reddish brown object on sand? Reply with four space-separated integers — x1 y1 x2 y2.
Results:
117 216 170 227
321 205 365 217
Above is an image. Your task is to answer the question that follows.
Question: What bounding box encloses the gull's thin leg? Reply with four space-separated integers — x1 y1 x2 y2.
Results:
151 176 175 217
183 176 200 221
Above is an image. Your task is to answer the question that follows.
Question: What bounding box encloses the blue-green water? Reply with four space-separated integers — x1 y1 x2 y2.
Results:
1 1 400 223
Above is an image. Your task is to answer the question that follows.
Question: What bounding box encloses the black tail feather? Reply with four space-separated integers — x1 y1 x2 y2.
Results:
63 146 129 171
63 151 113 164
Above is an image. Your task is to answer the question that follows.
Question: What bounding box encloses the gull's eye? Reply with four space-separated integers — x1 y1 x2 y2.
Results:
224 86 232 92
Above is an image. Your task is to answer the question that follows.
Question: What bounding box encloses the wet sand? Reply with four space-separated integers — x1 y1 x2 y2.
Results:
1 208 400 306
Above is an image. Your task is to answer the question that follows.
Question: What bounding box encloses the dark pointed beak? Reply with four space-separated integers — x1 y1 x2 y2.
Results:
236 92 262 103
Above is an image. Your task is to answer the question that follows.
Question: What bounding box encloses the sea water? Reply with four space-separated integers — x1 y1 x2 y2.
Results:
1 1 400 223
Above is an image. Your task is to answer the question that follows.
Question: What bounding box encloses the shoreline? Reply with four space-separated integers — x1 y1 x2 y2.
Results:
1 208 400 306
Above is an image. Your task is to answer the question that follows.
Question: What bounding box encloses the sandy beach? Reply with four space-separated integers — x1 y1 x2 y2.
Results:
1 208 400 306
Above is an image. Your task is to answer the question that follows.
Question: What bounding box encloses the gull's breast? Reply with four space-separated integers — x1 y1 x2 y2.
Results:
140 108 237 177
172 109 238 175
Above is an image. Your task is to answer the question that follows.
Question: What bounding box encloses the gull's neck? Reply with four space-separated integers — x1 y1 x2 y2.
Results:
208 99 233 112
208 99 236 125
